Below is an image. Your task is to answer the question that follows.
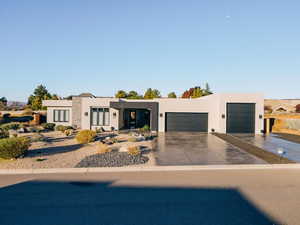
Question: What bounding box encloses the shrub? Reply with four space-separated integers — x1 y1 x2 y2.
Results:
76 130 96 144
97 143 111 154
296 104 300 113
0 122 20 131
141 125 150 132
64 129 73 136
22 108 33 116
41 123 56 131
29 133 45 142
0 128 9 139
0 137 31 159
56 125 68 132
3 113 10 119
127 146 141 156
128 137 137 142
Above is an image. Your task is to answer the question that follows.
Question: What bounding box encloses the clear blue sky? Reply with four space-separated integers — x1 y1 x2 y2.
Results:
1 0 300 102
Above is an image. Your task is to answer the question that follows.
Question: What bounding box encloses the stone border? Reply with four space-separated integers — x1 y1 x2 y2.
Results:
1 164 300 174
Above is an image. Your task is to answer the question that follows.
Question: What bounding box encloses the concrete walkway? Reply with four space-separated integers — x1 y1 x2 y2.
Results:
1 168 300 225
153 133 266 165
234 133 300 162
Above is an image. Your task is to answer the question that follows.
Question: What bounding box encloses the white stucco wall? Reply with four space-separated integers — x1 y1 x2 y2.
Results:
157 95 220 132
156 93 264 134
80 98 119 131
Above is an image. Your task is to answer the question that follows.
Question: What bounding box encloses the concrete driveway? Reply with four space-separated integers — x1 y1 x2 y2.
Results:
153 133 266 165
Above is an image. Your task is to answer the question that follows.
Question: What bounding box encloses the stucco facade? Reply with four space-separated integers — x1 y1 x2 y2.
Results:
43 93 264 134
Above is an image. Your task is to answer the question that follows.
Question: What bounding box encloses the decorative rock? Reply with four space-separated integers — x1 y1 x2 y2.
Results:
17 128 25 133
75 152 149 168
119 146 128 152
8 129 18 138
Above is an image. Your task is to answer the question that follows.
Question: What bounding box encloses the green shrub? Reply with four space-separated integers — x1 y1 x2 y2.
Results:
75 130 96 144
0 137 31 159
0 122 20 131
41 123 56 131
55 125 68 132
141 125 150 132
0 128 9 139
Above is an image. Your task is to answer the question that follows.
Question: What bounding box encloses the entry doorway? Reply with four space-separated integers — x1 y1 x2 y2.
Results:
123 109 150 129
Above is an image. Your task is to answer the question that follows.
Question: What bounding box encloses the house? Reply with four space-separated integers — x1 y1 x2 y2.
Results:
42 93 264 134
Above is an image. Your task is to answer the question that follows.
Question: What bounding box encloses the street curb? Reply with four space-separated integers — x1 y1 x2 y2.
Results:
0 164 300 174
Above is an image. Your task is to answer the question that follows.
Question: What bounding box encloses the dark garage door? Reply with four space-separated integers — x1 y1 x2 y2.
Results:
227 103 255 133
165 113 208 132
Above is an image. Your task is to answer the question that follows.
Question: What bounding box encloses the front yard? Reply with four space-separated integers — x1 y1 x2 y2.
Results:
0 131 156 169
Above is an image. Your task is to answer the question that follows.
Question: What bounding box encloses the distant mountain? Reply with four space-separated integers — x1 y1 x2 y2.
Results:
7 101 26 107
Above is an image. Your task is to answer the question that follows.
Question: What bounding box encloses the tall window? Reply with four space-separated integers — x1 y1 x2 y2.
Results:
91 108 109 126
54 109 69 122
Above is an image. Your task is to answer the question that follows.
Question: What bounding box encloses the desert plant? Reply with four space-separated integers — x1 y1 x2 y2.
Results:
127 146 141 156
296 104 300 113
64 129 73 136
0 137 31 159
41 123 56 131
0 128 9 139
55 125 68 132
97 142 112 154
0 122 20 131
141 124 150 132
128 137 137 142
76 130 96 144
29 133 45 142
22 108 33 116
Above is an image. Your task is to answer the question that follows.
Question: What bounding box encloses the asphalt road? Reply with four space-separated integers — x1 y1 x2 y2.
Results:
1 169 300 225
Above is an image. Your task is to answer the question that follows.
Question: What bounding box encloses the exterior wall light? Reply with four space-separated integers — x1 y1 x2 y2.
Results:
259 115 263 119
113 112 117 118
160 113 163 117
222 114 225 119
84 112 88 116
211 129 215 132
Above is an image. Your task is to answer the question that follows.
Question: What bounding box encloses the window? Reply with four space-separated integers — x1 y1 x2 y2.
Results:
91 108 109 126
54 109 70 122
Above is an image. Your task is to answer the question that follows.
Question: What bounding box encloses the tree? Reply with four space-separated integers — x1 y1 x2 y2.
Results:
115 90 127 98
127 91 142 99
144 88 161 99
182 85 212 98
0 97 7 106
203 83 213 96
52 94 60 100
168 92 177 98
27 85 53 110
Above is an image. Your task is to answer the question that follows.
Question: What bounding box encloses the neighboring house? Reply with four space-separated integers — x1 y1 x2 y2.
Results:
42 93 264 134
265 99 300 114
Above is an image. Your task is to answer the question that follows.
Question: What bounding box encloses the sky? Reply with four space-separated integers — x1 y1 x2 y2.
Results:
1 0 300 102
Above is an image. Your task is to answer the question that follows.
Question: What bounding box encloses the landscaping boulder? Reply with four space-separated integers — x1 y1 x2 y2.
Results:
119 146 128 152
9 129 18 138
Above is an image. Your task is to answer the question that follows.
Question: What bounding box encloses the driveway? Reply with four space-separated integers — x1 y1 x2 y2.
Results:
153 133 266 165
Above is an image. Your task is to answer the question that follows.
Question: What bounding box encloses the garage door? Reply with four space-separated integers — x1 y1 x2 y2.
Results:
226 103 255 133
165 113 208 132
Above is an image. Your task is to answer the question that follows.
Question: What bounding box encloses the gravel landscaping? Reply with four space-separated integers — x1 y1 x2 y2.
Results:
0 131 156 169
75 151 149 167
